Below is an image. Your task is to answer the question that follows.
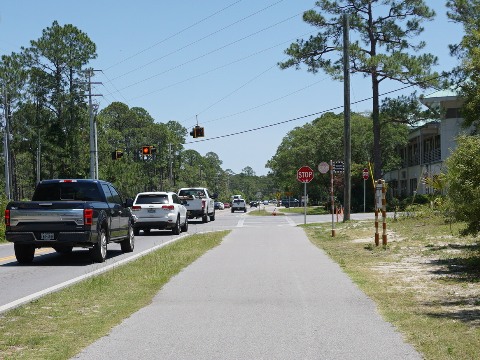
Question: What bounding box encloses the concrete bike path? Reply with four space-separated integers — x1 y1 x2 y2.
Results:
73 218 421 360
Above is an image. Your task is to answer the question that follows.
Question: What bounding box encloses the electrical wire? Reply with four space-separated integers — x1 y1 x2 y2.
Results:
104 0 245 71
184 79 446 145
108 0 286 81
127 32 315 102
113 12 301 93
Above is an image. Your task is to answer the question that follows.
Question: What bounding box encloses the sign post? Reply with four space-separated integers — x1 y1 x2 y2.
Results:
362 168 369 212
330 160 335 236
297 166 314 225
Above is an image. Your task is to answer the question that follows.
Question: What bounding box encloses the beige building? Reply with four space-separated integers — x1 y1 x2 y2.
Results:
383 90 470 198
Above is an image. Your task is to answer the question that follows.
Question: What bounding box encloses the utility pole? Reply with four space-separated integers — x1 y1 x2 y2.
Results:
343 13 351 221
3 85 11 200
86 69 102 179
168 143 173 187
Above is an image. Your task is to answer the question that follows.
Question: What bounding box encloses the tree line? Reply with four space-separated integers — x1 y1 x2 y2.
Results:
2 1 480 229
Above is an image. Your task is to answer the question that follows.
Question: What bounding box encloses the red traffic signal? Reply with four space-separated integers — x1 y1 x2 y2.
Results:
142 146 156 156
142 146 151 155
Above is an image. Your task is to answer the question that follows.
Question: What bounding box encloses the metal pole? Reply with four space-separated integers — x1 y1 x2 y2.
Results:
330 160 335 237
3 85 11 200
37 137 41 184
94 113 98 179
88 70 95 179
343 13 351 221
304 181 307 225
363 179 366 213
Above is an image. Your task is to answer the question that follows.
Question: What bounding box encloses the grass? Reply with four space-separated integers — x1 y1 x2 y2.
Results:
0 231 228 360
279 206 329 215
248 209 284 216
303 211 480 360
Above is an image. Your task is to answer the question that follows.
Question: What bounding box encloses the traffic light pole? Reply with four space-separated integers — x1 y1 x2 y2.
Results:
86 69 102 180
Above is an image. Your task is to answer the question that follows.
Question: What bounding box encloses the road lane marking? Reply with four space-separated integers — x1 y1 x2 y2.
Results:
0 248 52 263
0 234 188 314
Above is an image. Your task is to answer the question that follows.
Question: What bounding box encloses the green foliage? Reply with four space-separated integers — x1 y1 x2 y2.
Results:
279 0 439 179
444 135 480 235
0 195 7 243
266 111 408 210
447 0 480 131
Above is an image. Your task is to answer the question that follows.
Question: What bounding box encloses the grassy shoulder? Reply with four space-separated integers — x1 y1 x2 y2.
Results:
0 231 229 360
303 212 480 360
279 206 329 215
248 209 284 216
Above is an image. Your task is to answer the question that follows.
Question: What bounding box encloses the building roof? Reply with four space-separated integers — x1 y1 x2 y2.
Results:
420 89 461 110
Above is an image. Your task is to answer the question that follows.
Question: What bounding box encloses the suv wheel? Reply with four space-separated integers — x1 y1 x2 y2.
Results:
121 223 135 253
90 227 107 263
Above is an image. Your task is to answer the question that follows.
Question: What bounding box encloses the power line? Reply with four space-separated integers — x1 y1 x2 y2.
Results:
184 79 445 145
113 11 301 93
195 77 329 126
128 32 315 102
104 0 245 71
108 0 286 82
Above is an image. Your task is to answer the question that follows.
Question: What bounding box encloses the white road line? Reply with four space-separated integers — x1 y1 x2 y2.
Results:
236 217 245 227
0 235 188 314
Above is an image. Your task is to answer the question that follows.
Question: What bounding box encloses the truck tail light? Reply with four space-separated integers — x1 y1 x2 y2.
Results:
202 200 206 209
162 205 175 210
132 205 141 211
4 209 10 226
84 209 93 225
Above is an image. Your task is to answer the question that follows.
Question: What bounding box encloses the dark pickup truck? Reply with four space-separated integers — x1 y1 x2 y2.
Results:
5 179 135 264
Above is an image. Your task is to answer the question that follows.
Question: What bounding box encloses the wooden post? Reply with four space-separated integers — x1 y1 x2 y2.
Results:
381 180 387 246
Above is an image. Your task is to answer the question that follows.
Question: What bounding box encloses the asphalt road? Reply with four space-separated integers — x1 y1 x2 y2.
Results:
0 207 393 313
73 211 420 360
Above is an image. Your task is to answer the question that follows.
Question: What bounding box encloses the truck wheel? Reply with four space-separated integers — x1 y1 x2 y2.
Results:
14 244 35 264
90 227 107 263
121 223 135 253
202 213 209 223
133 228 140 236
210 209 215 221
172 216 181 235
231 209 234 213
244 208 247 212
181 218 188 232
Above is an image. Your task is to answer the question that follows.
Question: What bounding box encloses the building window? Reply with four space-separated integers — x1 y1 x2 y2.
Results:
445 108 461 119
410 178 418 195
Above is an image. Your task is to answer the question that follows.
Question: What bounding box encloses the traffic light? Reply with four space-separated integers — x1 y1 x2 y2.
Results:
190 126 205 138
142 146 151 155
111 150 123 160
141 146 156 156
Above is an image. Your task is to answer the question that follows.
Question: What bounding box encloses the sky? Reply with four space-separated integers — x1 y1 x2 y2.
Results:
0 1 463 176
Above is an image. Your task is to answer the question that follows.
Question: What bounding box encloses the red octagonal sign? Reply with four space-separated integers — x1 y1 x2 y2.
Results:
297 166 314 183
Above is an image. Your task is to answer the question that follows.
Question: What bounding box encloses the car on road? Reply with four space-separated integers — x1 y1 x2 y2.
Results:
223 202 231 209
231 198 247 212
132 191 188 235
281 198 300 208
214 201 225 210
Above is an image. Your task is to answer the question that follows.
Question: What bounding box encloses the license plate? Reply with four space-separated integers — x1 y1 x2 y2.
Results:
147 209 156 213
40 232 55 240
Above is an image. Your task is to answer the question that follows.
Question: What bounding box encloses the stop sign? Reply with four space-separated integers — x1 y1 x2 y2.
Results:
297 166 314 183
362 168 369 180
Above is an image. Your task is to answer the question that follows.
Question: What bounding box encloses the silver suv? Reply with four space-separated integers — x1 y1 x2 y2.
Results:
231 198 247 213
